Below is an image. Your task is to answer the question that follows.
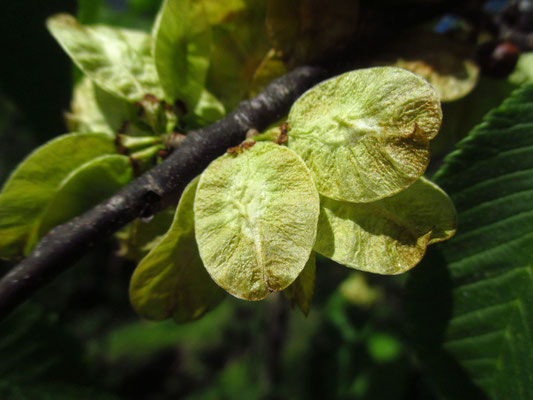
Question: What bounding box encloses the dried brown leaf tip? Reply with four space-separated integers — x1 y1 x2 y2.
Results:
227 140 256 155
275 122 289 145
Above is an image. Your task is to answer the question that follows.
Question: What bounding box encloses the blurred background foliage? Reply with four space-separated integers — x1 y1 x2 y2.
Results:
0 0 529 399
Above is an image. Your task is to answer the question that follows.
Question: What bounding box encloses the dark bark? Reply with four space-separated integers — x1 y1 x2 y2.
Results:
0 0 470 321
0 66 327 321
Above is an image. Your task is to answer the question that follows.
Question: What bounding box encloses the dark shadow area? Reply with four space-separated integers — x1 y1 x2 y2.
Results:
404 247 488 400
0 1 77 141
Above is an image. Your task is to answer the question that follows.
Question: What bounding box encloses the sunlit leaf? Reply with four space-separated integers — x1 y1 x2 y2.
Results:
0 133 117 259
38 155 134 239
67 77 122 135
266 0 359 66
288 67 442 203
283 252 315 315
377 32 479 102
184 89 226 128
194 142 320 300
67 76 150 136
47 14 164 101
201 0 247 24
132 94 178 134
314 177 456 274
130 177 225 322
153 0 211 107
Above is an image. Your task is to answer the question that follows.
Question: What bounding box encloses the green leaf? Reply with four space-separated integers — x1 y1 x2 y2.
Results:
130 177 225 322
250 48 288 97
0 133 117 259
509 51 533 86
206 2 269 110
153 0 211 107
185 89 226 127
430 76 519 159
194 142 320 300
314 177 456 274
283 252 316 315
77 0 104 24
405 83 533 399
38 154 133 238
201 0 247 24
47 14 164 101
67 76 149 136
132 95 178 134
68 77 170 136
287 67 442 203
116 208 176 262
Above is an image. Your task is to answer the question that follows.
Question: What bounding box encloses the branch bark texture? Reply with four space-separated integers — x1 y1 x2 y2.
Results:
0 0 465 320
0 66 327 321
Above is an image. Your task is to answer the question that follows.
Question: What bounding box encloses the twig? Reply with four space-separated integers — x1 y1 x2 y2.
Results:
0 0 470 321
0 66 327 321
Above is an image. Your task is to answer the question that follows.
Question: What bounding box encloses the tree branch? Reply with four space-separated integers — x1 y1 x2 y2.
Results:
0 65 327 321
0 0 469 321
